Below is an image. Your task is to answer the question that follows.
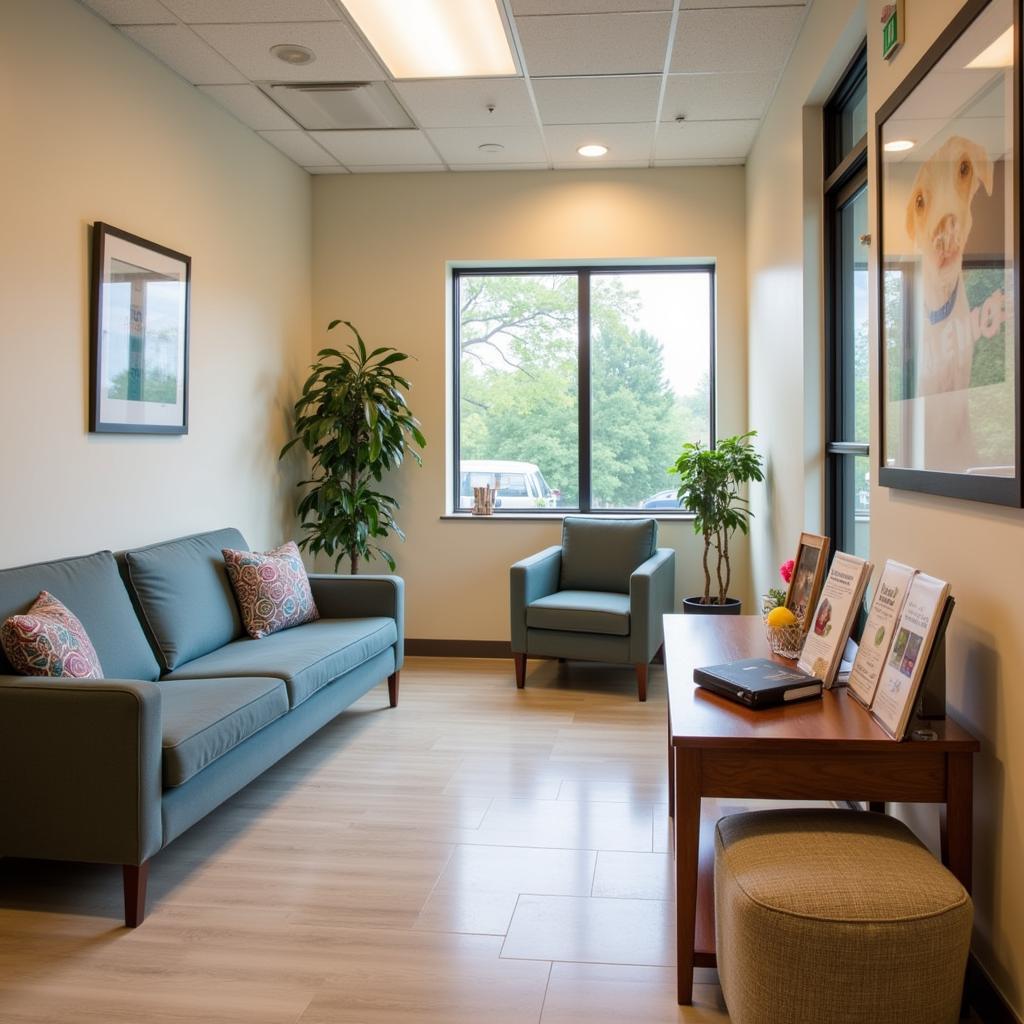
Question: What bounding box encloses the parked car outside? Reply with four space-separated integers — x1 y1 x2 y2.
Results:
459 460 560 510
641 488 684 510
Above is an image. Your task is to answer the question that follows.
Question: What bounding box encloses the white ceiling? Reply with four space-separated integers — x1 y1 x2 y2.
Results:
81 0 810 174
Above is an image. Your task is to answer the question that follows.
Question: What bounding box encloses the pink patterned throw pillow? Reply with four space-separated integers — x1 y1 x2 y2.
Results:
223 542 319 639
0 591 104 678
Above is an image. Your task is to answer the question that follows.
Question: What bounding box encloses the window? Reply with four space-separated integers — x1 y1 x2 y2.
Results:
452 265 715 513
824 46 869 560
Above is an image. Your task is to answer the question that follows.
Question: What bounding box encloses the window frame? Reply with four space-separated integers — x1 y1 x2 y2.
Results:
823 44 869 556
451 262 717 515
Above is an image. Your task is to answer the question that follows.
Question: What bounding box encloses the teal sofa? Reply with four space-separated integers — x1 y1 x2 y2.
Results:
0 528 403 926
509 517 675 702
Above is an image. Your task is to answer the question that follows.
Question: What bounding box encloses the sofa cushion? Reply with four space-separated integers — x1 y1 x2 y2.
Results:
124 528 248 672
560 517 657 594
1 591 105 678
158 676 288 788
526 590 631 636
223 542 319 639
164 617 398 708
0 551 160 681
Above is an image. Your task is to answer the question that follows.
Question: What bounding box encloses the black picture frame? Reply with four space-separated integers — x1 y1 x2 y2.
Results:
875 0 1022 506
89 222 190 435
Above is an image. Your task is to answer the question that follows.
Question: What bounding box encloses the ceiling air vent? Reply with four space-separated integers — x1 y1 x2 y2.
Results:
261 82 414 131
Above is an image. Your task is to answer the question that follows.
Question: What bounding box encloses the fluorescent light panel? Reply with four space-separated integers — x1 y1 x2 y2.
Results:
967 26 1014 69
342 0 516 79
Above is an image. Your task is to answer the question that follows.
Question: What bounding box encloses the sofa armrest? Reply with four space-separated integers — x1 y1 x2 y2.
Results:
510 546 562 653
630 548 676 664
0 677 163 866
308 574 405 672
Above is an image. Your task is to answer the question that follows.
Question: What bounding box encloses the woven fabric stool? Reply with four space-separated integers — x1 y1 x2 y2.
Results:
714 808 972 1024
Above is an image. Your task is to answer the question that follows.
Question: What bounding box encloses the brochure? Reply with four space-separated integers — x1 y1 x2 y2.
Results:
870 573 952 740
847 560 916 708
797 552 873 689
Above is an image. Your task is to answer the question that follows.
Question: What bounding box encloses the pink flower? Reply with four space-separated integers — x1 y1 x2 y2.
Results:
779 559 795 584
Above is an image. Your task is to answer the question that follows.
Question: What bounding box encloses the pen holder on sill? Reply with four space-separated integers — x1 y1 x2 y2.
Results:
763 618 805 660
472 485 497 516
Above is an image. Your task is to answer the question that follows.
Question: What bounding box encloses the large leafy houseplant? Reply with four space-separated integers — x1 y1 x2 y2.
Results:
670 431 765 606
281 321 425 574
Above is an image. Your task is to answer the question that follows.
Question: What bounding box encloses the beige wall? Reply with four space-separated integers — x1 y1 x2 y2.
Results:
867 0 1024 1012
312 168 749 640
0 0 312 566
746 0 866 598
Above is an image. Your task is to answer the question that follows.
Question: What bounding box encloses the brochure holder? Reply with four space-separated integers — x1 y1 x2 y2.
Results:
914 595 955 721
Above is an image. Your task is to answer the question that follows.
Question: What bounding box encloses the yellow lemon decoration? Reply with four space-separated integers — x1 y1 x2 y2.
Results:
766 606 797 628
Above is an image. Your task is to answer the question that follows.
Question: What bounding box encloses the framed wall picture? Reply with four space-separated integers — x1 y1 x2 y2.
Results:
785 532 830 632
876 0 1021 505
89 223 190 434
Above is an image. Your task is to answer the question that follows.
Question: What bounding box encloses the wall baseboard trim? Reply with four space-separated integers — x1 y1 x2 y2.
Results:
968 954 1021 1024
406 639 512 658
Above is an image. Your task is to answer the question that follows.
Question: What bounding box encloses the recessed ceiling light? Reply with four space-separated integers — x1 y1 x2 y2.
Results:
341 0 516 79
967 26 1013 68
577 144 608 158
270 43 315 65
478 142 504 153
884 139 915 152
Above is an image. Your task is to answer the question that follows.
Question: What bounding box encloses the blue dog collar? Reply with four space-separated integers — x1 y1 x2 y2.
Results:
927 284 958 325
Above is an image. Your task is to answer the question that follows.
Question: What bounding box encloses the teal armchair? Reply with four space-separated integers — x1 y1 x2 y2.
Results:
509 517 675 701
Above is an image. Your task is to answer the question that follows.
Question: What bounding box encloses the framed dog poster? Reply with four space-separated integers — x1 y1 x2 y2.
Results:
876 0 1021 505
89 223 190 434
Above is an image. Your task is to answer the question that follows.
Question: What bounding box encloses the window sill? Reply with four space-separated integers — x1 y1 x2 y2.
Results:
440 512 696 522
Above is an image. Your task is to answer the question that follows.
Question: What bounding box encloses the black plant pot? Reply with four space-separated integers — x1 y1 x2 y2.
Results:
682 596 742 615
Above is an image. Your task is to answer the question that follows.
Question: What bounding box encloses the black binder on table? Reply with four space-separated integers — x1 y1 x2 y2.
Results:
693 658 823 709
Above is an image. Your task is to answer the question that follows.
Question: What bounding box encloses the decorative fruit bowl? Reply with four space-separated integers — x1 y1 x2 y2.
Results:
763 619 806 659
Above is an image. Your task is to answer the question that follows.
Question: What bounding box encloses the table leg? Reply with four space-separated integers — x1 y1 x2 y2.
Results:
941 751 973 893
667 718 674 819
674 747 701 1006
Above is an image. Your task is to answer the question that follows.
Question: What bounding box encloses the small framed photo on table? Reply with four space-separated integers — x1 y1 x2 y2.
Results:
785 532 830 632
89 222 190 434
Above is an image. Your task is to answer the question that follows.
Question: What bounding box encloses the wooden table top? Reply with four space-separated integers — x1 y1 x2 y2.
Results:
664 614 979 752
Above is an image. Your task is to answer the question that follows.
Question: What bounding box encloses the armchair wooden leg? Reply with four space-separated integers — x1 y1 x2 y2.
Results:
635 662 648 703
388 671 400 708
513 653 526 689
123 861 150 928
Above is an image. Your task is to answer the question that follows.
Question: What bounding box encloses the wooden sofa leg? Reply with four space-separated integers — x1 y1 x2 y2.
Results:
123 861 150 928
635 663 648 703
514 653 526 689
388 671 400 708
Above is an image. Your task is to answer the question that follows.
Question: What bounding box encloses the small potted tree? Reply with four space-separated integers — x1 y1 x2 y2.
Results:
280 320 426 573
670 430 764 614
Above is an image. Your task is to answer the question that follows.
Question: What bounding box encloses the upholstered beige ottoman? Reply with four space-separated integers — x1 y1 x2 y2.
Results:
714 809 972 1024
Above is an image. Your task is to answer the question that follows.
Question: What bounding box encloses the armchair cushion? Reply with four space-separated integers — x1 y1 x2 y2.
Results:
560 517 657 594
526 590 630 636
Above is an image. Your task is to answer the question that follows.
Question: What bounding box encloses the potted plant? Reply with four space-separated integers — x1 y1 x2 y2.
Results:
670 430 765 614
280 320 425 574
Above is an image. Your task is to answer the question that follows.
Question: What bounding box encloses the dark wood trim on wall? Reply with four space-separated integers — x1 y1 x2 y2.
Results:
968 954 1021 1024
406 639 513 658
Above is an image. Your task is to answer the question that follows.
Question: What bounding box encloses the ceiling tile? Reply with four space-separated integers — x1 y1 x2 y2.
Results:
513 0 672 11
83 0 174 24
199 84 297 129
426 126 547 165
653 157 745 166
121 24 246 83
671 7 803 74
654 118 760 160
394 79 536 128
543 121 655 165
552 158 650 169
534 75 660 125
450 163 548 172
662 71 778 122
517 13 672 76
258 129 338 164
309 130 443 166
161 0 338 21
348 165 446 173
680 0 804 6
192 21 383 82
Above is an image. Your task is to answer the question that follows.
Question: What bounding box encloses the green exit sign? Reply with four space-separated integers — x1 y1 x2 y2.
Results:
881 0 904 60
